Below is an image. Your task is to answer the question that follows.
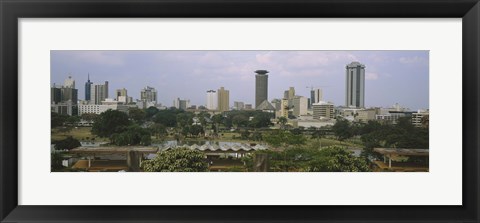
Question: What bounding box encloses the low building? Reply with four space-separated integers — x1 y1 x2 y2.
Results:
78 103 129 116
412 110 429 127
355 108 380 123
312 101 335 120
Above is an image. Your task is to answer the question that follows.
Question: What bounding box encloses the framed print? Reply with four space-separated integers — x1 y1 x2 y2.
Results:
1 0 479 222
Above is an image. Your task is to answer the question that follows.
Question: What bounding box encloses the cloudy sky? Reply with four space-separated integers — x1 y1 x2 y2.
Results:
51 51 429 110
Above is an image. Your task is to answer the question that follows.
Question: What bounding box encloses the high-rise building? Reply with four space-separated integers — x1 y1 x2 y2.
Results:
51 85 62 104
284 87 296 107
288 87 295 99
311 88 323 104
61 87 78 105
280 98 289 118
116 88 128 103
91 81 109 105
234 101 245 110
51 77 78 116
292 96 308 116
84 74 92 101
217 87 230 112
64 75 75 88
141 86 157 104
255 70 269 108
173 98 190 110
206 90 218 110
345 62 365 108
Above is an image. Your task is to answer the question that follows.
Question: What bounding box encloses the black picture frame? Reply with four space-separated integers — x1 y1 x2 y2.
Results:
1 0 479 222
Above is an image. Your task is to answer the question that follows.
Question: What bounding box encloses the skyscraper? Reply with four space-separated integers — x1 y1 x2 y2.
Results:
141 86 157 104
255 70 269 108
217 87 230 112
116 88 128 103
284 87 295 107
173 98 190 110
84 74 92 101
311 88 323 104
292 96 308 116
345 62 365 108
91 81 109 104
64 75 75 88
206 90 218 110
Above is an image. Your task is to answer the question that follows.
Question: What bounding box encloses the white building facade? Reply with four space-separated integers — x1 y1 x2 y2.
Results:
206 90 218 110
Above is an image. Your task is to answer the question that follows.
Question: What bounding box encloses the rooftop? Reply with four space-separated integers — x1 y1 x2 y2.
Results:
255 70 269 75
70 146 159 154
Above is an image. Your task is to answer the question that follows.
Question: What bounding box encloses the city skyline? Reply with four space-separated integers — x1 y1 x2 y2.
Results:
51 51 429 110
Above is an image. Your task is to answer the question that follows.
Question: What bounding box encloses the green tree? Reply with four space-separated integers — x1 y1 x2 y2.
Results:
150 123 167 139
142 148 209 172
211 114 224 132
251 131 263 141
250 112 273 128
51 152 66 171
332 118 353 140
145 106 160 119
153 110 177 127
176 112 194 128
66 116 81 126
53 136 81 150
277 117 288 129
51 112 68 128
111 125 152 146
232 114 249 128
305 146 370 172
264 130 306 147
80 113 99 122
189 125 204 138
240 129 251 140
129 107 146 124
91 109 131 138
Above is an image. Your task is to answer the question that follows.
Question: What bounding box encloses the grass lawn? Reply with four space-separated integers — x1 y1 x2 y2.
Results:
51 127 107 142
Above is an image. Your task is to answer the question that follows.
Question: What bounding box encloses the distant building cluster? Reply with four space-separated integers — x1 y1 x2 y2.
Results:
51 76 78 116
51 61 428 128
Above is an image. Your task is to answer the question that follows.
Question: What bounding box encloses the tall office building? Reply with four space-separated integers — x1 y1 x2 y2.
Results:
51 78 78 116
284 87 296 107
292 96 308 116
280 98 289 118
311 88 323 104
116 88 128 103
61 87 78 105
141 86 157 104
345 62 365 108
206 90 218 110
255 70 269 108
84 74 92 101
91 81 109 104
217 87 230 112
173 98 190 110
233 101 245 110
64 76 75 88
51 84 62 104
